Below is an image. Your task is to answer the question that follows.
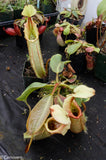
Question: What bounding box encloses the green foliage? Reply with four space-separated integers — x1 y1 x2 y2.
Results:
72 10 78 19
59 22 81 37
0 0 37 12
26 94 53 134
11 0 37 10
97 0 106 21
60 8 83 20
10 0 26 10
83 42 100 53
60 10 71 18
0 0 11 12
17 82 48 102
17 52 95 151
63 25 70 36
50 54 70 74
66 42 82 55
42 0 57 6
75 98 90 107
17 54 76 104
65 40 100 56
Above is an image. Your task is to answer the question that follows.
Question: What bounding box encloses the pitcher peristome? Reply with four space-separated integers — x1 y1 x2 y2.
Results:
63 96 87 133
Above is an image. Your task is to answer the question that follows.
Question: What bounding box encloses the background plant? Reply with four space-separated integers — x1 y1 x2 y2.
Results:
10 0 37 10
60 8 84 20
96 0 106 53
0 0 12 12
65 39 100 57
85 0 106 54
53 21 81 47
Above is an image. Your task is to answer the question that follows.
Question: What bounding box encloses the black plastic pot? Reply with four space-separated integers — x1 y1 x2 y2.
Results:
60 15 85 26
62 32 77 41
94 53 106 82
14 9 23 19
40 1 56 14
58 33 77 53
86 24 105 46
23 61 49 88
0 11 14 22
40 0 59 26
86 27 98 46
69 53 86 74
44 11 59 26
15 28 26 48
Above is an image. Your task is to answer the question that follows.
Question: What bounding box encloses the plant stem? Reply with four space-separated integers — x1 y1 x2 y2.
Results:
97 23 100 48
81 102 86 112
25 101 31 112
45 58 50 76
96 22 106 49
60 83 73 90
56 73 59 82
51 83 59 96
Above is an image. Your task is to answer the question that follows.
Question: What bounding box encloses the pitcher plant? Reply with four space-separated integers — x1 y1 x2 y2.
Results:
17 54 95 153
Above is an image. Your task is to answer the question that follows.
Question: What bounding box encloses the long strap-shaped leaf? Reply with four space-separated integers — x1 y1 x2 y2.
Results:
26 94 53 134
17 82 49 102
24 18 46 79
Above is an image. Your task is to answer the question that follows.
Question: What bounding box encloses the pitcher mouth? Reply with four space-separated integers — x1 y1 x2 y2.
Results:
68 98 82 119
45 117 62 134
45 117 69 135
48 119 61 131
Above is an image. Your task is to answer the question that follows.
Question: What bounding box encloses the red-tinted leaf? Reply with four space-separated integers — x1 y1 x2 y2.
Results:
85 47 94 53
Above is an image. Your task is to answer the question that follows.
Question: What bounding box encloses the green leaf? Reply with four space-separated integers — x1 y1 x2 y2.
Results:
83 42 100 53
60 11 68 15
93 47 100 53
102 10 106 21
97 0 106 20
66 42 82 55
74 98 82 106
24 125 51 140
67 75 77 83
50 54 63 74
20 19 26 27
50 54 70 74
75 98 90 107
22 4 36 17
17 82 48 102
60 22 70 27
76 10 83 16
72 10 78 19
65 40 74 44
26 94 53 134
63 25 70 35
68 84 79 89
60 10 71 18
64 12 71 18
